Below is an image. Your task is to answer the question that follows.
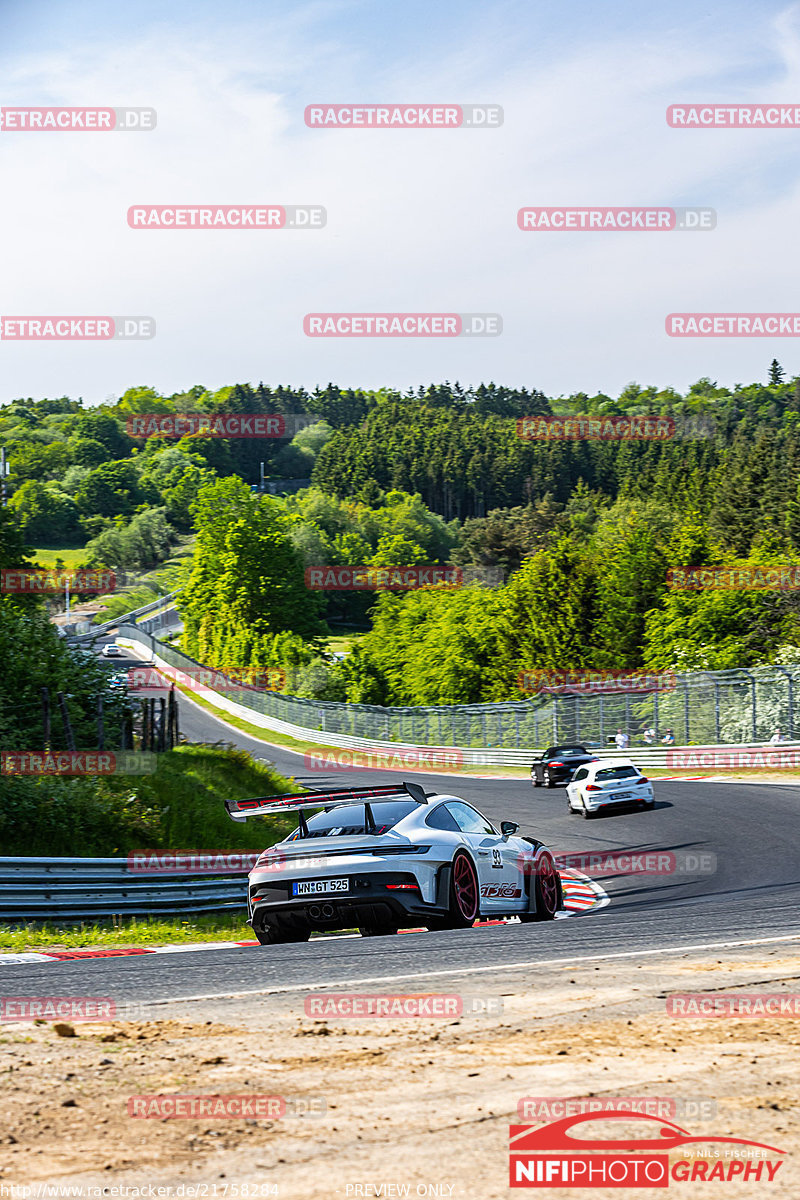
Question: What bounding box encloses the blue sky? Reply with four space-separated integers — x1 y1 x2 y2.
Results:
2 0 800 403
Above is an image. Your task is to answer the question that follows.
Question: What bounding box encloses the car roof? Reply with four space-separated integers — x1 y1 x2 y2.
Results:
586 757 639 769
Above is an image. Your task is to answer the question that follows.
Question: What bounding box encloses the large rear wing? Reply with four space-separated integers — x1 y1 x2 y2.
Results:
225 780 430 824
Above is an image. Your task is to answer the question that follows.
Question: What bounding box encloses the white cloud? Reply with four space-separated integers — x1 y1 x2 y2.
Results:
2 1 800 403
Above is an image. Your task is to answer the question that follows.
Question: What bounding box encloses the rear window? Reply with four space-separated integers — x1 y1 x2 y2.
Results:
286 801 417 839
552 747 587 758
596 766 639 781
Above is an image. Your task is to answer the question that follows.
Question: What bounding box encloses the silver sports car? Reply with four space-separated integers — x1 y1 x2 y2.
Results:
225 781 563 944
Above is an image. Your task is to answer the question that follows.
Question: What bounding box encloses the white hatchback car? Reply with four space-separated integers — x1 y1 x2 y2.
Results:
566 758 654 818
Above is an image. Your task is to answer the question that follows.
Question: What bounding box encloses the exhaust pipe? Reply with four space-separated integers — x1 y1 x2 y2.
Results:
321 903 335 919
308 904 322 919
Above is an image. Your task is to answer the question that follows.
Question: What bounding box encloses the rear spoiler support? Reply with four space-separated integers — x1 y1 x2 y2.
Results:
225 780 431 824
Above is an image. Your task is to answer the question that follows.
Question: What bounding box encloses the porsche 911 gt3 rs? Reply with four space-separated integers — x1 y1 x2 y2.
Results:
225 781 564 944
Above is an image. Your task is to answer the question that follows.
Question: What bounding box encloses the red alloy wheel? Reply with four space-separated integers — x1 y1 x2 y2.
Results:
536 854 559 917
453 853 479 921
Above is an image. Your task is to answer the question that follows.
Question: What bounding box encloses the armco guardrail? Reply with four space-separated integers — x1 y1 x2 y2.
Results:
68 589 181 641
0 858 248 920
115 627 800 769
116 625 800 750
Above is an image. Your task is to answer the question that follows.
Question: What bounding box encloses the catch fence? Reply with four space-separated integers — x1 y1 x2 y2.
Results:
117 626 800 749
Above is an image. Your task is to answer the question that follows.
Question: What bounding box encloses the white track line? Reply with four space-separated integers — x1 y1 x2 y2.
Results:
133 932 800 1006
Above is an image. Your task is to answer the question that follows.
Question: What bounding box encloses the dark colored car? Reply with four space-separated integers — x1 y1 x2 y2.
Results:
530 744 597 788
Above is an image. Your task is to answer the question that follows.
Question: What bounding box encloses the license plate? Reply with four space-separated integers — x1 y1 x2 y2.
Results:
292 878 349 896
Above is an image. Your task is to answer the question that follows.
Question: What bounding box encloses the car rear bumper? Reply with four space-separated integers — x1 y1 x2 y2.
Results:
250 868 448 932
583 791 654 811
531 769 575 784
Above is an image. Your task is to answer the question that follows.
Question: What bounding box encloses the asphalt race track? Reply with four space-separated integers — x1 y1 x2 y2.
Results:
5 671 800 1005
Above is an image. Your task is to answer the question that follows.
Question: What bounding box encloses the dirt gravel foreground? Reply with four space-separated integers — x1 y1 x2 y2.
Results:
0 940 798 1198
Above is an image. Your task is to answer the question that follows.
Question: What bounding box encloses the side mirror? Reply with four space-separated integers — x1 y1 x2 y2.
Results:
500 820 519 837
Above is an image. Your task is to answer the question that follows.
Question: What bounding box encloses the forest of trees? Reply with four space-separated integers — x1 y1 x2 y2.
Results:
4 366 800 706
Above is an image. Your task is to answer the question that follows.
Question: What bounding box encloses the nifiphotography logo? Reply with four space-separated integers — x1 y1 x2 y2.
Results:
509 1112 785 1187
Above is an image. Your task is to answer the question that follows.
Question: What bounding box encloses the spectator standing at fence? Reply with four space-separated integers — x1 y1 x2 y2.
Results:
770 727 786 744
643 726 656 745
615 728 630 750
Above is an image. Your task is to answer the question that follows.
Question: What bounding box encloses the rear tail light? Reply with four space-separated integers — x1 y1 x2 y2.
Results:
585 784 602 792
376 845 430 855
548 760 564 767
638 776 648 783
385 883 419 891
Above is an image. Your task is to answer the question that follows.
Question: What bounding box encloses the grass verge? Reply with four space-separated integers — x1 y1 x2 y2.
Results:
1 744 300 856
0 913 253 953
30 545 88 569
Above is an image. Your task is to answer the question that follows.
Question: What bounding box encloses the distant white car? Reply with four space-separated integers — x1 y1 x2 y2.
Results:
566 758 654 819
101 643 121 657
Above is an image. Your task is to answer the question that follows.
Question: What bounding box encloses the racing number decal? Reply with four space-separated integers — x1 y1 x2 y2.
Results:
491 848 503 869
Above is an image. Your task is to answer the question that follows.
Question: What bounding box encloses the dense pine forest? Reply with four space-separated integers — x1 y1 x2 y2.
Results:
3 366 800 707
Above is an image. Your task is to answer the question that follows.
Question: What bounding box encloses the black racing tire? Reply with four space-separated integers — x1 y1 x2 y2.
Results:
582 803 596 819
567 800 578 815
532 772 542 788
545 770 556 788
255 923 311 945
520 852 561 922
441 851 480 928
642 800 656 811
